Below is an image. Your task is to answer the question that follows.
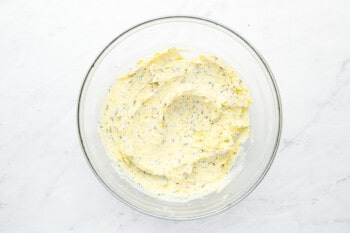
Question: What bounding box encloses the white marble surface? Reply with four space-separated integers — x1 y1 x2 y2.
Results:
1 0 350 232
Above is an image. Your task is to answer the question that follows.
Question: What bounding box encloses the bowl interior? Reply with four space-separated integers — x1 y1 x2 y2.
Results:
78 16 281 219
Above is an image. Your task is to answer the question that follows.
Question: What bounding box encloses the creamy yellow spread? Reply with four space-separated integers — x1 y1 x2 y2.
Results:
100 48 250 200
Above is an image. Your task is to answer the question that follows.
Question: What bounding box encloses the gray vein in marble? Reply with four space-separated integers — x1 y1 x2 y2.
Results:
280 58 350 152
42 167 67 202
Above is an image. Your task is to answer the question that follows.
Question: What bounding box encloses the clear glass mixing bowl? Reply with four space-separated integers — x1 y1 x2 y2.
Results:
77 16 282 219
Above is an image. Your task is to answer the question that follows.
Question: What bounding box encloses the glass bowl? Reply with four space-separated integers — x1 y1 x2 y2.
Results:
77 16 282 220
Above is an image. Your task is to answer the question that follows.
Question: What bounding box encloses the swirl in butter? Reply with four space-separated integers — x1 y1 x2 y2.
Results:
100 48 250 200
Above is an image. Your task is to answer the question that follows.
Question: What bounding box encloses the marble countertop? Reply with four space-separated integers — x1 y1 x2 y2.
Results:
1 0 349 232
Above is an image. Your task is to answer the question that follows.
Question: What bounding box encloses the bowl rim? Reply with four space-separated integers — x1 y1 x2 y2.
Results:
77 15 283 220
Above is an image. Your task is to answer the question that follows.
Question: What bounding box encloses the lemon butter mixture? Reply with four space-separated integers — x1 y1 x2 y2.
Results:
100 48 250 200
